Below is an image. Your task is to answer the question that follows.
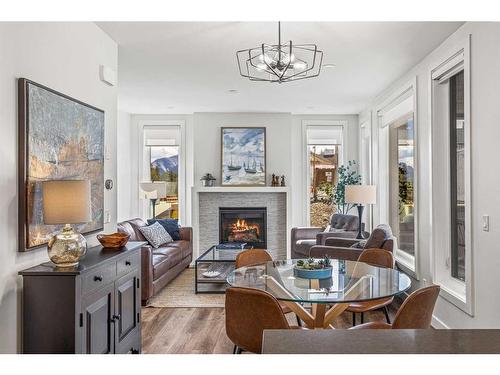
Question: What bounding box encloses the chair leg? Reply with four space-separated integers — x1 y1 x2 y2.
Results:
233 345 237 354
296 315 302 327
360 312 364 324
383 306 391 324
352 312 356 327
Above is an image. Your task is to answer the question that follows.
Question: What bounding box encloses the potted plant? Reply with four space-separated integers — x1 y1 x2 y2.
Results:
200 173 216 187
294 256 332 279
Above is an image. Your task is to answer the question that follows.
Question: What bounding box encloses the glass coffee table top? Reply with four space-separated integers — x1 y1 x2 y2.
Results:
227 259 411 304
197 245 247 262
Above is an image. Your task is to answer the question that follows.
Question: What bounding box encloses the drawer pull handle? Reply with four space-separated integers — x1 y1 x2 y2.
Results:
125 260 131 266
94 275 103 282
111 314 121 323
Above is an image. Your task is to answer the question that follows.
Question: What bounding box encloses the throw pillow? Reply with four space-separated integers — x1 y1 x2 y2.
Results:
139 221 173 248
147 218 180 240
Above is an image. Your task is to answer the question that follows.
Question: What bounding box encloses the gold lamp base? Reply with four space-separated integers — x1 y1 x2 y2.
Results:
47 224 87 267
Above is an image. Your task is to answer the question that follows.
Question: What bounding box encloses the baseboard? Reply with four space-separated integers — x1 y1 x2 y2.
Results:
431 314 450 329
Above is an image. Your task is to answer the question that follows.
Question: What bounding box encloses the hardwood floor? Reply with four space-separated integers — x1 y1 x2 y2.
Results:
141 305 398 354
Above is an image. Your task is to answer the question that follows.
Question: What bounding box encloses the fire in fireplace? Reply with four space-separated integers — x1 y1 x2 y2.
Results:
219 207 267 248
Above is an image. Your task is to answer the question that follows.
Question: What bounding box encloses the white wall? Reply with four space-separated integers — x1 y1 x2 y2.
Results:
360 22 500 328
0 23 118 353
119 112 358 252
117 110 133 221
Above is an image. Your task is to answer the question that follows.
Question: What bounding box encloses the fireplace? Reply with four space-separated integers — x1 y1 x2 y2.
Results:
219 207 267 248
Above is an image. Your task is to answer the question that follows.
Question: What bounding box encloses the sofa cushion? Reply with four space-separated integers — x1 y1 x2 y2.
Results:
153 245 183 266
118 219 147 242
167 240 192 259
147 219 180 241
139 222 173 248
330 214 358 231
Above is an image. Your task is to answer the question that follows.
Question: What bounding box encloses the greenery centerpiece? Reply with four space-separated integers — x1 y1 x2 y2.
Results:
294 256 333 279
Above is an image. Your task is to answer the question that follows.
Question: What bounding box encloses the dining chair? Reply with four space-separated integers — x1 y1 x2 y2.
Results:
225 287 297 354
347 248 395 326
349 285 440 330
235 248 302 326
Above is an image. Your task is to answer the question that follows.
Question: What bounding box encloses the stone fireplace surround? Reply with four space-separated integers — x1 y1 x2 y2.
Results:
192 187 290 260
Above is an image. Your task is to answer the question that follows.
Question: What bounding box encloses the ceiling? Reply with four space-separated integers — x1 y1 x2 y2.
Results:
97 22 463 114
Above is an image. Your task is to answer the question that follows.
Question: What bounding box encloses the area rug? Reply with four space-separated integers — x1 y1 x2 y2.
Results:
147 268 225 308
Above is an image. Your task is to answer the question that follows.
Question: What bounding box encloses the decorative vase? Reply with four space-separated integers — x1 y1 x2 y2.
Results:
293 266 333 280
47 224 87 267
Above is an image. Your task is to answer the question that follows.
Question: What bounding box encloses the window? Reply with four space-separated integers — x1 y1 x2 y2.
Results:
150 146 179 219
142 124 183 222
431 39 472 314
449 71 465 282
305 124 344 227
377 80 417 275
389 115 415 257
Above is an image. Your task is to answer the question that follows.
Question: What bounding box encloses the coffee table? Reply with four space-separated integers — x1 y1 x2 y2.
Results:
194 244 251 294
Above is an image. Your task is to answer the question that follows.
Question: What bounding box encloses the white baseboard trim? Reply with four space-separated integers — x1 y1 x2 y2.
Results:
431 314 450 329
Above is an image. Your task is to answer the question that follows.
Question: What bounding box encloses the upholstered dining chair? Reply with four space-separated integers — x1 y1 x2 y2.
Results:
235 249 301 326
225 287 298 354
347 248 395 326
349 285 440 330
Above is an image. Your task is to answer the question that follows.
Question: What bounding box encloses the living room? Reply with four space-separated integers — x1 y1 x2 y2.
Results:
2 0 500 370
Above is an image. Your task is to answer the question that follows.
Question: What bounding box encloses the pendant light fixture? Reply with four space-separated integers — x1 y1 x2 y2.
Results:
236 22 323 83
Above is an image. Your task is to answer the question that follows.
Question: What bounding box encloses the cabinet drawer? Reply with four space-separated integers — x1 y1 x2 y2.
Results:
82 263 116 295
116 251 140 277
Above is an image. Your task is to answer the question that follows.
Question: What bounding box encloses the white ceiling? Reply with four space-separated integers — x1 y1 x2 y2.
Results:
97 22 463 114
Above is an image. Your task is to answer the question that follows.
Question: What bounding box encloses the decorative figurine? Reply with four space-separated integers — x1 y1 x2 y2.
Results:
280 175 285 187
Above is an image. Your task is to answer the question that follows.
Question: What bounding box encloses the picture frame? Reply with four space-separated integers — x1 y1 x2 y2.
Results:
221 127 266 186
18 78 105 252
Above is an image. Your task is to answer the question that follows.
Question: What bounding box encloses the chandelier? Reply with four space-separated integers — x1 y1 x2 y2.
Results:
236 22 323 83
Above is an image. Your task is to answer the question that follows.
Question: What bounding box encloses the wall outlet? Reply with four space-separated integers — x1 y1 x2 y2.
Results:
482 215 489 232
104 210 111 224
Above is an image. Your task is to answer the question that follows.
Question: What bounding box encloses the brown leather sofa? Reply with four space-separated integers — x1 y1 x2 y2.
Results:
117 218 193 305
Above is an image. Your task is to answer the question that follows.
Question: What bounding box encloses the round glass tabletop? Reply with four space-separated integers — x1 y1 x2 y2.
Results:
227 259 411 304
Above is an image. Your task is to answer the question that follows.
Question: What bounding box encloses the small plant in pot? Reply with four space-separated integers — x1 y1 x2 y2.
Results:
294 255 333 279
200 173 216 187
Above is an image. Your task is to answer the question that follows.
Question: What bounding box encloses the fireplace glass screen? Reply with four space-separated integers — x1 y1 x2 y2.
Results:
219 207 267 248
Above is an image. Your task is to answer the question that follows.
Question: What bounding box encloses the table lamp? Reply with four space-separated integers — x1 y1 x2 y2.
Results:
345 185 377 239
140 181 167 219
42 180 91 267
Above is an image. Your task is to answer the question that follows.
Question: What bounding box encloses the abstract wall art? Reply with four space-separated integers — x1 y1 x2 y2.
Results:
18 79 104 251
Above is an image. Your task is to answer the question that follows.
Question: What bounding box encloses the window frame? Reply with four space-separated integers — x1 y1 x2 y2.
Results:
376 78 420 279
359 113 373 231
138 120 187 225
429 35 473 316
301 120 347 226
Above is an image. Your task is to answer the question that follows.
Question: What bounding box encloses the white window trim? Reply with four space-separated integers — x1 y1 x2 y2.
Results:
375 77 420 280
138 119 187 225
301 120 347 226
359 113 373 231
428 35 473 316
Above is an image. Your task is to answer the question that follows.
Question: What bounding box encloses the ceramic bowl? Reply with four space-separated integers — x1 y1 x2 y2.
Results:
293 266 333 280
97 232 130 249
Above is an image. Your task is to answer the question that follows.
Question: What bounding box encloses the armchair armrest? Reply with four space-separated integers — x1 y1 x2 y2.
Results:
309 245 362 261
141 245 154 303
291 227 322 242
179 227 192 242
324 237 360 248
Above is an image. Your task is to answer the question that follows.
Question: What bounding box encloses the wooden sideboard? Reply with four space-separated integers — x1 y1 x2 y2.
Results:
19 241 146 354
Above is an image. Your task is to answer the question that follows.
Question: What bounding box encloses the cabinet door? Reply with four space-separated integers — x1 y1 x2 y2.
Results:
81 283 115 354
114 269 141 353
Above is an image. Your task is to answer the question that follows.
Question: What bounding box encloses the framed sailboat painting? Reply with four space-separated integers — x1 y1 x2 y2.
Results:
221 127 266 186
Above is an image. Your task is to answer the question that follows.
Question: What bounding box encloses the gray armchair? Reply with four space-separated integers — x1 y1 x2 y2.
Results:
308 224 395 260
291 213 364 259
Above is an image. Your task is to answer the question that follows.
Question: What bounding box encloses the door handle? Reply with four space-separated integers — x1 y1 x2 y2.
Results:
94 275 103 282
125 260 131 266
111 314 121 322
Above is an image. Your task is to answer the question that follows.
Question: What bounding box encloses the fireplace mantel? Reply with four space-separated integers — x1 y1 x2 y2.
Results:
193 186 289 194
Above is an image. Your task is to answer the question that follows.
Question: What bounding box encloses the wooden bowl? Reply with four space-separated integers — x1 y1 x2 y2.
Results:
97 232 130 248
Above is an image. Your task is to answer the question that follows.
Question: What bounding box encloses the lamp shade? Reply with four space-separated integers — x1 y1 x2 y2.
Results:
140 181 167 199
345 185 377 205
42 180 91 224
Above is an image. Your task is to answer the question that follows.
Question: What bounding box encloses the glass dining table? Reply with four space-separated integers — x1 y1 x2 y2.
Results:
227 258 411 329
